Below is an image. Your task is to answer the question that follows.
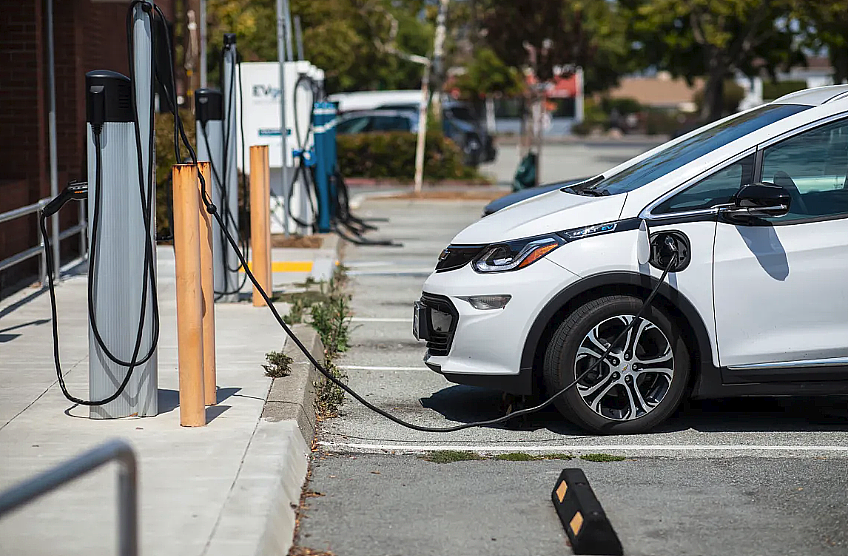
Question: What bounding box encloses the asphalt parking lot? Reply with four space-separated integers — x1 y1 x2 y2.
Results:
293 143 848 555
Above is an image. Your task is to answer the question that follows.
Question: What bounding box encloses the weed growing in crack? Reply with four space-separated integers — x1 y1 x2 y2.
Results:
263 350 294 378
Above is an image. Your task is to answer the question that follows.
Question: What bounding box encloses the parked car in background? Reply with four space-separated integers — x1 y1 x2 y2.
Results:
335 110 418 135
329 90 496 167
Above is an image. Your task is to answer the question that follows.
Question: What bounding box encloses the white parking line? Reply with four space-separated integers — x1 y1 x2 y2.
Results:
319 441 848 453
340 366 426 371
350 317 413 323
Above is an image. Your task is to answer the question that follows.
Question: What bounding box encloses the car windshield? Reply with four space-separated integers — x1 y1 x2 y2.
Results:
577 104 811 196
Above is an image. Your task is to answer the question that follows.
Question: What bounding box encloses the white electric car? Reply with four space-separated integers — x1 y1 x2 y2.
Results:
416 85 848 434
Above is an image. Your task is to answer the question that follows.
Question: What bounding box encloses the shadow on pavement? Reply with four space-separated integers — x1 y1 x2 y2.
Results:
0 318 50 343
159 386 247 415
421 384 848 434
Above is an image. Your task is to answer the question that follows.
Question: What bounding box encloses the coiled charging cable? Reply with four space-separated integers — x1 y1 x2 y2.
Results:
39 1 160 406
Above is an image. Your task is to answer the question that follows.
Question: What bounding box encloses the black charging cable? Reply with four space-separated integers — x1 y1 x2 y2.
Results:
137 0 680 431
289 75 397 246
45 0 681 426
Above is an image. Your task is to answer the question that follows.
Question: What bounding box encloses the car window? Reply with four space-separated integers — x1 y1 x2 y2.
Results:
581 104 810 196
336 116 371 134
370 115 412 132
761 118 848 222
654 155 754 214
446 106 477 122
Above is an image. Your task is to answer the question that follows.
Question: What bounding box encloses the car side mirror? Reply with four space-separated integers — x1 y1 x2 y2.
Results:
727 183 791 218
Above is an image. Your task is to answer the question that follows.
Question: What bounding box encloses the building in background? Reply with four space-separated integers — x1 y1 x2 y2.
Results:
0 0 174 296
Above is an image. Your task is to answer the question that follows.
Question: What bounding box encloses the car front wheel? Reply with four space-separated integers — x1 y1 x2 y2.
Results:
542 295 689 434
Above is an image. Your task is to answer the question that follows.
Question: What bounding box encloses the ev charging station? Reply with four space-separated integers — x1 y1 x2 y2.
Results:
84 4 158 418
238 61 323 235
211 34 241 302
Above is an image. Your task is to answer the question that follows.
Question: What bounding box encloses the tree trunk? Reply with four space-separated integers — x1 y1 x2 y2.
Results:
701 62 727 123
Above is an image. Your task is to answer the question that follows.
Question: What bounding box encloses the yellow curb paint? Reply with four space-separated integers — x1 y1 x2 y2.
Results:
240 261 314 273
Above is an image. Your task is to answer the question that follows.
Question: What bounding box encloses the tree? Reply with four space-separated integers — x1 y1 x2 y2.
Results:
624 0 803 122
453 47 524 101
206 0 433 93
476 0 633 93
796 0 848 85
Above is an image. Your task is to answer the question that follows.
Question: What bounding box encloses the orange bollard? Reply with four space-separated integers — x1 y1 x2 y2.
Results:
197 162 217 405
250 145 272 307
172 164 206 427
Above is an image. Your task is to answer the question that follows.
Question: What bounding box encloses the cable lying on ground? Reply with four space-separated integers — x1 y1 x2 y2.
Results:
45 0 677 429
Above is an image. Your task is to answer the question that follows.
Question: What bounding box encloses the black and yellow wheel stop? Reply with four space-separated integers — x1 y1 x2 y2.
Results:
551 469 623 555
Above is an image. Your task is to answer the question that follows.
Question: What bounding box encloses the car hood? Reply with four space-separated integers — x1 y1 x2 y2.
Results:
482 178 590 215
452 189 626 244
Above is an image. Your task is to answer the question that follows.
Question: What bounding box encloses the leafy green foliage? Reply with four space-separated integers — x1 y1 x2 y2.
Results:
762 80 808 101
453 47 525 101
494 452 576 461
284 296 309 325
315 358 347 417
425 451 483 464
693 79 745 114
580 453 627 462
623 0 802 121
478 0 635 93
207 0 432 93
336 131 481 181
310 290 352 355
796 1 848 85
275 273 349 416
263 350 294 378
154 110 195 238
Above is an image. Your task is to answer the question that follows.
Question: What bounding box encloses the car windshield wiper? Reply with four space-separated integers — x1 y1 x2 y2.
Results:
574 189 608 197
562 175 605 196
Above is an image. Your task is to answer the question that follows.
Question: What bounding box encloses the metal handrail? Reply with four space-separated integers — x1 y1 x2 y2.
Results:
0 439 138 556
0 197 87 286
0 200 46 225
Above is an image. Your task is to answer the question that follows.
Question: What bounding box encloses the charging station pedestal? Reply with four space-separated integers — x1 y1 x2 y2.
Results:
217 34 240 302
84 4 157 419
195 88 229 299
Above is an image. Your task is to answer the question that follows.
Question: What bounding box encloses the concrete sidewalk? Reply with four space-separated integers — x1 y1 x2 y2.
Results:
0 239 336 555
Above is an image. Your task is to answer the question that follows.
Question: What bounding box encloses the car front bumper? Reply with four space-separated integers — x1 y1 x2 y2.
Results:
417 258 580 393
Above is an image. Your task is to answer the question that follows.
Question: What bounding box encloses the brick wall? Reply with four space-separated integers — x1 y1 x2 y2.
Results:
0 0 48 292
0 0 174 295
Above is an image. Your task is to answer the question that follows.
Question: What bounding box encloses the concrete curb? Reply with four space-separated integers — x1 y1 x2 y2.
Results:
205 325 325 556
309 233 341 282
206 231 341 556
263 325 324 443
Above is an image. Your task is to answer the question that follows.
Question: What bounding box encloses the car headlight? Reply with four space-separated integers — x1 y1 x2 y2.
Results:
472 235 563 273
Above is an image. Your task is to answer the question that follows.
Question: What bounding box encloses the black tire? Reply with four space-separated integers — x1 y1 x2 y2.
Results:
542 295 690 434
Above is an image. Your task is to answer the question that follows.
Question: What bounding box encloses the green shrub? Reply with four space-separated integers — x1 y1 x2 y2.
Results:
425 450 482 464
580 453 626 462
263 350 293 378
572 97 611 135
336 131 482 181
600 97 643 115
763 80 807 101
154 110 196 238
644 109 683 136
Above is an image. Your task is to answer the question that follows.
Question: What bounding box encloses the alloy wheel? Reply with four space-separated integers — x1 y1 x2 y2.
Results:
574 314 674 421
